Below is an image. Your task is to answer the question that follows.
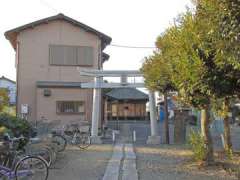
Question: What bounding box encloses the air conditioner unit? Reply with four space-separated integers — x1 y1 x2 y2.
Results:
43 89 51 97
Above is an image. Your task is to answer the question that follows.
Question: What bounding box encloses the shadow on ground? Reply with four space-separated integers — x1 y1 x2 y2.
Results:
135 145 238 180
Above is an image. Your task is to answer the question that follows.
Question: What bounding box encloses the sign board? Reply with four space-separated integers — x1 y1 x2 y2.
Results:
21 104 28 114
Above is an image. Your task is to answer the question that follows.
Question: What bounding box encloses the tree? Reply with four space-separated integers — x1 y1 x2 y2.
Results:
155 12 215 164
142 0 240 162
142 52 174 144
193 0 240 155
217 0 240 153
0 88 9 112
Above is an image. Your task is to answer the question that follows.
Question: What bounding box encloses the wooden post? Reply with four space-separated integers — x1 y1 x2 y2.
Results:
110 101 112 121
117 101 119 130
104 97 108 124
124 101 127 121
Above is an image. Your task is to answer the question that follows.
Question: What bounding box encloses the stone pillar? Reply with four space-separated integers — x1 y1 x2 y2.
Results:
91 77 102 144
174 109 187 144
147 90 161 144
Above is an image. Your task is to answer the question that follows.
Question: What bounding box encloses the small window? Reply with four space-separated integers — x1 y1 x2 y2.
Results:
56 101 85 114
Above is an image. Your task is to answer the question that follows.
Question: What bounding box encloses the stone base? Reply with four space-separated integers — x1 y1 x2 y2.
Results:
146 136 161 145
91 136 102 144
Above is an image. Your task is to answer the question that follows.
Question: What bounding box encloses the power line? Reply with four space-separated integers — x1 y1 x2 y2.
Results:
36 2 156 50
110 44 156 49
39 0 59 13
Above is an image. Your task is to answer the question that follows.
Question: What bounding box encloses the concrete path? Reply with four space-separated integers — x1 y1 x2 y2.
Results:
122 144 138 180
102 144 123 180
102 143 138 180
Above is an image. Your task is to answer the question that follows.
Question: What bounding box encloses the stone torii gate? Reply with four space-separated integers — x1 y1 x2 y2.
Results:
79 69 160 144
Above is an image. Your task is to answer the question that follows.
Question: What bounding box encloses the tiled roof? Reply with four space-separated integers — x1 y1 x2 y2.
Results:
0 76 16 84
5 13 112 49
105 88 148 101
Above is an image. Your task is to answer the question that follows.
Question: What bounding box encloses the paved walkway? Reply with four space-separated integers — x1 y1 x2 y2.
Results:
49 145 113 180
102 143 138 180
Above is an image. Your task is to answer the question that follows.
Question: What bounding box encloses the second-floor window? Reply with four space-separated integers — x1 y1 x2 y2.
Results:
49 45 94 66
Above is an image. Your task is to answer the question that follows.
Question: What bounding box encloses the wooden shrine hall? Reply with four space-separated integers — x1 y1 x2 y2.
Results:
104 88 149 120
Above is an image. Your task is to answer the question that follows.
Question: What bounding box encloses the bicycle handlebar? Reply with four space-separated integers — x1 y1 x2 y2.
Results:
4 134 27 142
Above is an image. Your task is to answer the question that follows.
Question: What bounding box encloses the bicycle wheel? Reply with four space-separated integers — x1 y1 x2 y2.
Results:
77 134 91 150
15 156 48 180
41 146 56 167
52 135 67 152
27 143 56 166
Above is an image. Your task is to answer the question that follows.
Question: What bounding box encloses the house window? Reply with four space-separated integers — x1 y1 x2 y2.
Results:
49 45 94 66
56 101 85 114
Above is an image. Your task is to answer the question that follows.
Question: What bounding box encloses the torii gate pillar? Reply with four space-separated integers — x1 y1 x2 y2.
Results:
147 90 161 144
90 77 102 144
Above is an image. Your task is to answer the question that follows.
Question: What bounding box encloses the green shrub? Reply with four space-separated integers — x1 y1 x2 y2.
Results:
188 129 207 161
0 113 34 150
0 113 33 138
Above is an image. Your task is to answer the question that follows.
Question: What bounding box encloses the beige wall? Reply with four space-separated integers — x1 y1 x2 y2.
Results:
36 88 93 124
16 20 101 122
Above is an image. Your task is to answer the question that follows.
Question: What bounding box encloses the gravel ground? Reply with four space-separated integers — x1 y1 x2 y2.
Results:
135 145 237 180
48 144 113 180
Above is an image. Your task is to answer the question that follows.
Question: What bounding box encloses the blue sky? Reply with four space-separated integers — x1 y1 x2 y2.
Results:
0 0 192 81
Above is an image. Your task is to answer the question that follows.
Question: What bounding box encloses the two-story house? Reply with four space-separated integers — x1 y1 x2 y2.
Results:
5 13 111 125
0 76 16 105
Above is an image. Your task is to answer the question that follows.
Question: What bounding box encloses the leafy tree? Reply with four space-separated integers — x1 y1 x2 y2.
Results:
217 0 240 153
142 0 240 162
158 0 239 156
193 0 240 154
216 0 240 68
0 88 9 112
154 12 215 164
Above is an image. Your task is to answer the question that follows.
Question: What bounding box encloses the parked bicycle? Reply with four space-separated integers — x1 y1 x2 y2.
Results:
52 123 91 150
0 135 49 180
27 119 67 166
24 137 58 167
